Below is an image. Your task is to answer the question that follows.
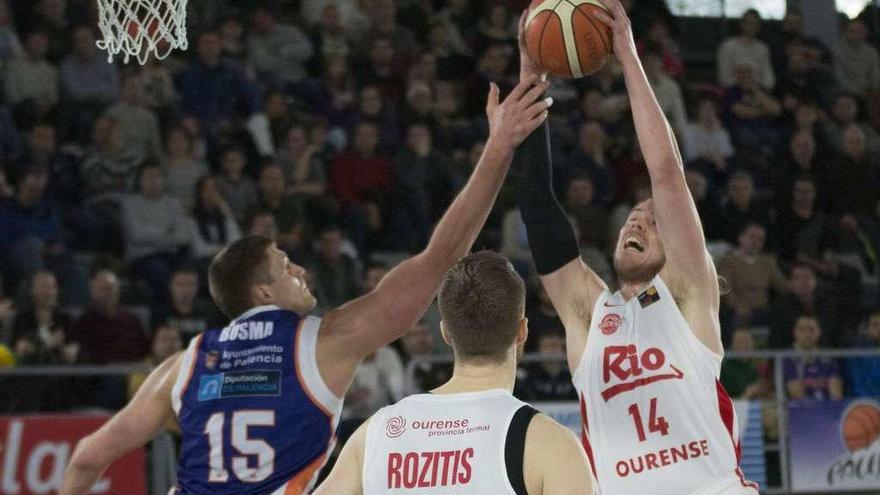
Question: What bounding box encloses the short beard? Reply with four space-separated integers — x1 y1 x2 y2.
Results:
613 252 665 286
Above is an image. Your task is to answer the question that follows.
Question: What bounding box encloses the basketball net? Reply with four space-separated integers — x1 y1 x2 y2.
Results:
96 0 188 65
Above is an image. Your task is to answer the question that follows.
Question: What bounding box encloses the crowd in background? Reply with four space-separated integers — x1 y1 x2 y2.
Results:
0 0 878 424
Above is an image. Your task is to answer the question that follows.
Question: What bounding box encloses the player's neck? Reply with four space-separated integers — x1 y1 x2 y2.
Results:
432 355 516 395
619 280 652 301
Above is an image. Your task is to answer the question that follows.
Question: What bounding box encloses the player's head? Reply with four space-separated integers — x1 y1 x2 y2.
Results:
209 236 316 319
437 251 527 364
613 199 666 285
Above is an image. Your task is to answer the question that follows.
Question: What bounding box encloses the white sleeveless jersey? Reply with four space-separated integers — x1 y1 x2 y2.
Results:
363 389 529 494
573 276 759 495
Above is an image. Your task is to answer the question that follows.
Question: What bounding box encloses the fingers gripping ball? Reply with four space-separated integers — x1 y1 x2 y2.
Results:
524 0 612 78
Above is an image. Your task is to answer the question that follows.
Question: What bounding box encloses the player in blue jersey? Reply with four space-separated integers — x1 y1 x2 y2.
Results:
60 76 553 495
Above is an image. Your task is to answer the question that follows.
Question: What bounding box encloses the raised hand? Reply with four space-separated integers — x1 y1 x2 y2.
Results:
591 0 638 64
486 75 553 149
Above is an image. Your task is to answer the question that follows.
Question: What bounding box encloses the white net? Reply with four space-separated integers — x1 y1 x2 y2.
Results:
96 0 188 65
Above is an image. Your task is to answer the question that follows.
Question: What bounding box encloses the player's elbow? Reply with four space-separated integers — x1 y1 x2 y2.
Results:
68 434 106 474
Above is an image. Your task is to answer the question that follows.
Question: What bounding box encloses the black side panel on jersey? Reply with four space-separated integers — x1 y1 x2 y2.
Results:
504 404 539 495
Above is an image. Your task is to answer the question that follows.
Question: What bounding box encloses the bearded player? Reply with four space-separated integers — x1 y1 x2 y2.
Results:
516 1 758 494
60 76 552 495
314 251 592 494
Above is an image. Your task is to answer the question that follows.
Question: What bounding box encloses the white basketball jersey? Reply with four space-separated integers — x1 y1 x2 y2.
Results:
573 275 758 495
363 389 530 494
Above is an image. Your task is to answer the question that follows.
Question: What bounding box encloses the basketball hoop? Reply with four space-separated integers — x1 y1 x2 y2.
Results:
96 0 188 65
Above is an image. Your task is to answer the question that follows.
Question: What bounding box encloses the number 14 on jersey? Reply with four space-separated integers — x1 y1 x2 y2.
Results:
627 397 669 442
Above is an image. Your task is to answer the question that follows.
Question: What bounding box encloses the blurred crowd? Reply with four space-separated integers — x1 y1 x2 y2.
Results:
0 0 878 420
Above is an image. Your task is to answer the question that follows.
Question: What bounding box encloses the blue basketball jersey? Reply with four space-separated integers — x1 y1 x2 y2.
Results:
171 305 341 495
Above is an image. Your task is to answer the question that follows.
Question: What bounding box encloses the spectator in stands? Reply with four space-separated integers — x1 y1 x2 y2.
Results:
427 20 473 79
717 171 771 244
140 57 179 117
74 269 148 364
352 36 404 106
519 329 576 401
253 161 303 233
847 311 880 397
152 267 215 345
23 122 77 207
215 146 258 223
720 327 766 399
278 124 326 199
128 323 181 401
122 162 191 302
684 168 721 241
683 97 734 174
828 125 880 219
10 271 77 365
309 5 352 72
824 93 880 155
5 30 58 120
245 209 278 239
391 122 446 251
834 19 880 99
723 62 782 161
78 115 132 198
565 121 615 207
164 125 208 213
60 25 118 106
248 7 313 89
0 274 14 342
247 91 294 157
643 45 687 135
33 0 70 63
718 222 788 327
176 31 262 126
340 344 405 441
190 176 241 264
330 121 393 251
0 163 87 308
104 73 164 168
301 0 371 44
774 131 828 211
348 84 401 155
717 9 775 89
776 176 838 265
307 225 360 314
475 2 516 53
399 321 449 395
770 264 839 349
565 173 610 257
369 0 418 58
784 314 843 400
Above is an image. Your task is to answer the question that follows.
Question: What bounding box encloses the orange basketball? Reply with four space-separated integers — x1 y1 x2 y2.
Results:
524 0 612 79
842 403 880 452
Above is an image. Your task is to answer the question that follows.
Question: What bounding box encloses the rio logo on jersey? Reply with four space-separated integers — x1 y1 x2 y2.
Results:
601 345 684 401
387 449 473 489
218 321 274 342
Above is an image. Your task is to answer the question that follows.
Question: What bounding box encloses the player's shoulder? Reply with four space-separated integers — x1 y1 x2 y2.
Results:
523 413 590 491
525 413 578 447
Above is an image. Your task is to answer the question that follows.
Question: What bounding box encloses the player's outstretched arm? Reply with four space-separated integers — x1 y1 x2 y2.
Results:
312 420 368 494
515 10 607 372
593 0 721 353
317 76 551 395
523 414 594 495
60 354 181 495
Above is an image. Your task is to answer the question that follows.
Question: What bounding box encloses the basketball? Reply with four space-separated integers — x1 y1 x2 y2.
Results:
524 0 612 78
842 403 880 452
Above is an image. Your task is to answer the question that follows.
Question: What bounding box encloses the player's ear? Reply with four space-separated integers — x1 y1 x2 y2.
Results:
251 283 273 305
439 321 453 346
516 318 529 346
